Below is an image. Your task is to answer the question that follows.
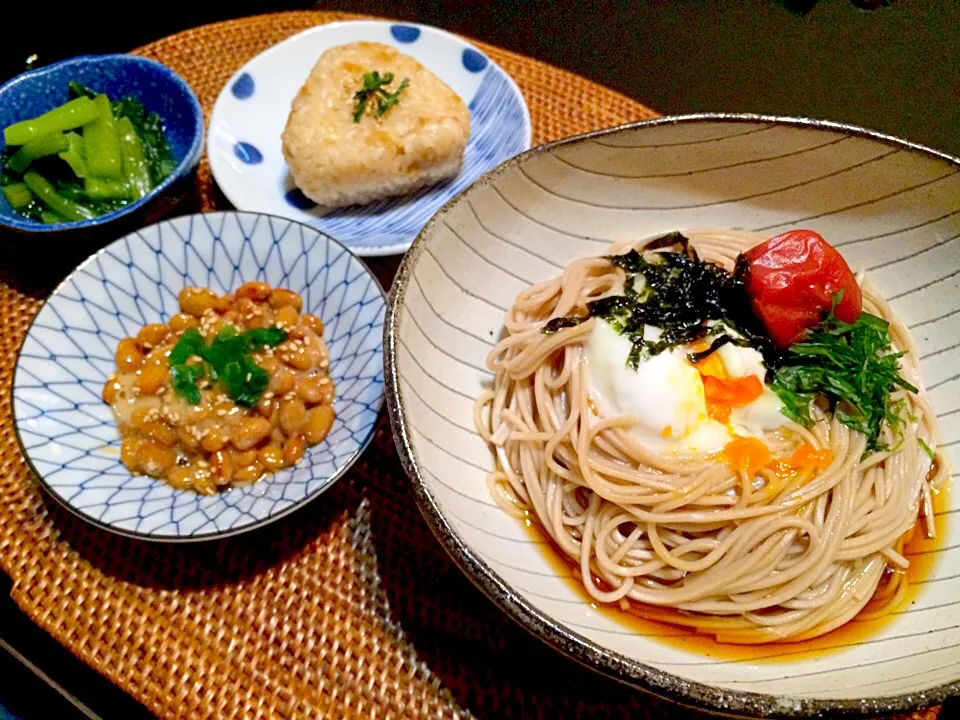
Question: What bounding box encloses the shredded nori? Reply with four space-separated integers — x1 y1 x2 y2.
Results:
541 232 781 372
542 316 587 334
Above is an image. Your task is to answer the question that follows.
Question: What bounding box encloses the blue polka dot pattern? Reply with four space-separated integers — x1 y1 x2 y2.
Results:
231 72 255 99
12 212 385 541
285 188 317 210
234 141 263 164
390 24 421 43
461 48 488 73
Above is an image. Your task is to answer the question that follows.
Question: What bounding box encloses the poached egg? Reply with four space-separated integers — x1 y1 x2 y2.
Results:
584 319 785 455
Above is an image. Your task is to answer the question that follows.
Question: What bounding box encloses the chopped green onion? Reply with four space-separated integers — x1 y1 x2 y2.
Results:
168 325 287 406
168 327 204 366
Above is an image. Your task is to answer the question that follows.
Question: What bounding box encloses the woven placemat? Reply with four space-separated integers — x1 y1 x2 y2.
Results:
0 10 940 720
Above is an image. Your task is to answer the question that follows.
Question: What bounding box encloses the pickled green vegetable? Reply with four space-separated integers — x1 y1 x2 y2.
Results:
117 117 151 200
1 183 33 209
40 210 66 224
83 95 122 180
23 171 95 222
3 97 98 146
58 132 88 178
1 82 173 225
6 133 70 173
84 177 130 200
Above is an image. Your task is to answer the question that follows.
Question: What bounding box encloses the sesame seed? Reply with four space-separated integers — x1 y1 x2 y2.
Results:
319 378 330 385
263 392 274 399
216 409 227 416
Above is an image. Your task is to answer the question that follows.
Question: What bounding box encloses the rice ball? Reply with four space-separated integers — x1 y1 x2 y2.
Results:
282 42 471 208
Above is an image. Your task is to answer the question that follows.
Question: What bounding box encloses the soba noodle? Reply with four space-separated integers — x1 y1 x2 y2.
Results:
475 229 948 644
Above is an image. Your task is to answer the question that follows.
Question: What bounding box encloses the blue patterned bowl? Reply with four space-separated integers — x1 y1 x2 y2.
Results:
0 54 204 236
12 211 386 541
208 20 532 256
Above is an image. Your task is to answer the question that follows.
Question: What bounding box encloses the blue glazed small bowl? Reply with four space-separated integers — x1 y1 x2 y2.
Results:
0 54 204 238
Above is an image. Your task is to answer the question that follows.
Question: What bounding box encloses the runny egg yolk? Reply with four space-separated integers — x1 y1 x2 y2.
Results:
721 436 771 478
584 319 831 484
774 443 833 475
585 320 784 456
723 438 832 479
694 352 764 424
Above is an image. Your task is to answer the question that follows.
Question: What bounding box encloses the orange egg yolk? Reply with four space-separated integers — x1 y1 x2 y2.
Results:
724 438 832 480
722 436 772 478
694 352 764 424
771 443 833 477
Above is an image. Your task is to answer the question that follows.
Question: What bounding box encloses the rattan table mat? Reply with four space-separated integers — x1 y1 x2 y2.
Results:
0 10 941 720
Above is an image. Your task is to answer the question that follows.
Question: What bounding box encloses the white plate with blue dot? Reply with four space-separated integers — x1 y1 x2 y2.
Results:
11 211 386 542
208 20 532 257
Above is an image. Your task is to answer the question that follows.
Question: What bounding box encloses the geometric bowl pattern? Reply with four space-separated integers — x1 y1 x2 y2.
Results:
12 211 385 541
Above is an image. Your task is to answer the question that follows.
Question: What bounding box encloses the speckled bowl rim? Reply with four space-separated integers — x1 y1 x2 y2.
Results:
11 210 387 544
0 54 205 234
384 113 960 719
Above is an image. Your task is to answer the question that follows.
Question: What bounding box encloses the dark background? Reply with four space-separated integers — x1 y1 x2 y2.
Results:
0 2 958 718
2 1 959 157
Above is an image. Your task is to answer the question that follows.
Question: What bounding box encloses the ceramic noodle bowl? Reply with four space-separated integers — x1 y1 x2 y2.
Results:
385 115 960 718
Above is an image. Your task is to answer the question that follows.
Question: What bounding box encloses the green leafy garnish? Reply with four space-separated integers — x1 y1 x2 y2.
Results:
771 300 917 454
352 71 410 123
919 438 936 461
167 325 287 407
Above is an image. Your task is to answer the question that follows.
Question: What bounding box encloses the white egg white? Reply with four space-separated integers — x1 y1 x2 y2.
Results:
584 319 786 455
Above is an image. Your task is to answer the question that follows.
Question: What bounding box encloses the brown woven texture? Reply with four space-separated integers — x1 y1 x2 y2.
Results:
0 10 939 720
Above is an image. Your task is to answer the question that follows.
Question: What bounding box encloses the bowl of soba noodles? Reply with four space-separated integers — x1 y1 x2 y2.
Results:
384 114 960 718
